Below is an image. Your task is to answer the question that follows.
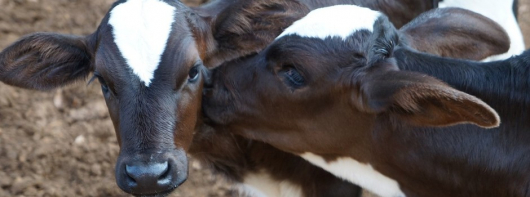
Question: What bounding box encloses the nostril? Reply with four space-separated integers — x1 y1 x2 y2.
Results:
124 161 171 189
124 165 138 188
124 165 137 190
158 162 171 186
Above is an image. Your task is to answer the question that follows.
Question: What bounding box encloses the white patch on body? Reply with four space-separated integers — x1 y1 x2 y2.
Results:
109 0 176 86
240 170 303 197
300 152 405 197
439 0 524 61
277 5 381 40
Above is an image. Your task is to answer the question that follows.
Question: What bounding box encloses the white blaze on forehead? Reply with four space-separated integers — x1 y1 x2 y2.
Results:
300 152 406 197
109 0 176 87
277 5 381 40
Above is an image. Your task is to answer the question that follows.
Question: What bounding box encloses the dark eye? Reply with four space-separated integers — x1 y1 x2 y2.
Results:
188 65 199 82
98 78 111 97
279 66 305 89
92 72 111 97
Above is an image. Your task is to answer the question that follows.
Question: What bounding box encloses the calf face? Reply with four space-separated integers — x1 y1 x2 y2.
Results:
203 5 500 157
0 0 308 195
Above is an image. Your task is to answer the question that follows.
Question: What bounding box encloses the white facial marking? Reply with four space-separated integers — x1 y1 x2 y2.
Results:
241 170 303 197
439 0 524 61
277 5 381 40
109 0 176 87
300 153 405 197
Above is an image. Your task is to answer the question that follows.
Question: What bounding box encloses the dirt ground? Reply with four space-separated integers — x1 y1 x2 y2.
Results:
0 1 529 197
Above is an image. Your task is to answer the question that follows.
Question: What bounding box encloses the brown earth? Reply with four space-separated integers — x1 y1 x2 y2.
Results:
0 0 529 197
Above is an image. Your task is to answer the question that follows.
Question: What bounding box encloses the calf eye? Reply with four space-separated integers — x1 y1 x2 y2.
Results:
279 66 305 89
91 72 112 98
98 78 111 97
101 83 110 95
188 65 199 82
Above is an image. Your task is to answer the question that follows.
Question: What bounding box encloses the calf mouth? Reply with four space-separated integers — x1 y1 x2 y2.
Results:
134 184 181 197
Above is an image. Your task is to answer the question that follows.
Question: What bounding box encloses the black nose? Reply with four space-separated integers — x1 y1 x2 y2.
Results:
125 162 171 190
116 154 188 196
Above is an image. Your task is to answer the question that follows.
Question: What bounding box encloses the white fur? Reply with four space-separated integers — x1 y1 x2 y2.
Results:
277 5 381 40
300 153 405 197
109 0 176 86
240 171 303 197
439 0 525 61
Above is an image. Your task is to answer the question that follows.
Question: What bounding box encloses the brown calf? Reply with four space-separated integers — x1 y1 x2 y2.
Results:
202 6 521 197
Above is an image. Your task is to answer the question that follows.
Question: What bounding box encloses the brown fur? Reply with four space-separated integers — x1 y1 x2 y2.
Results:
362 71 500 128
203 0 310 67
202 8 510 196
401 8 510 60
0 33 94 90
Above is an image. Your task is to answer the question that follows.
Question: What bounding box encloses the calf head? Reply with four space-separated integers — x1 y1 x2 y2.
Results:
203 5 500 155
0 0 308 195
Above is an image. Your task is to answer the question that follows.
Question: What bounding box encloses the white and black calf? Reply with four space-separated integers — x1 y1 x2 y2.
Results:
202 5 530 197
0 0 310 195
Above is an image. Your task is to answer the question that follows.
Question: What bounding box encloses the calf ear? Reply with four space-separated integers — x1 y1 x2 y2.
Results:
204 0 309 67
0 33 94 90
359 71 500 128
399 8 510 61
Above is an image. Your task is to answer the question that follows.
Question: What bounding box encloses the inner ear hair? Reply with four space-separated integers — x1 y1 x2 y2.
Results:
390 82 500 128
362 71 500 129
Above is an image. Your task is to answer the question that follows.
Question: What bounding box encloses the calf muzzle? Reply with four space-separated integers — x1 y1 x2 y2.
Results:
115 151 188 196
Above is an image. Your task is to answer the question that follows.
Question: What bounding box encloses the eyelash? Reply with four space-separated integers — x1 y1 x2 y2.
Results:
90 72 112 97
279 65 306 89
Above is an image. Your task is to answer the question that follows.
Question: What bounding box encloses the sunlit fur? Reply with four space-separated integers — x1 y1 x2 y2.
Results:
277 5 381 40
